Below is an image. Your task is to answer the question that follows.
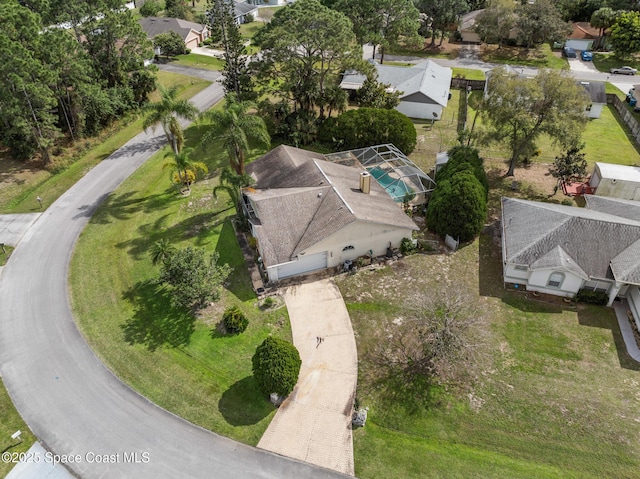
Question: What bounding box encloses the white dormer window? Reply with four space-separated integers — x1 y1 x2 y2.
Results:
547 272 565 288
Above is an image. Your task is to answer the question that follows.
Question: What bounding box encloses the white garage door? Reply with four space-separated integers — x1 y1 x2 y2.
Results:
565 39 592 51
276 252 328 280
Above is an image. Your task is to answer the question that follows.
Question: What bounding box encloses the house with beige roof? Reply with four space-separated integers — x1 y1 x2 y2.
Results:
501 196 640 317
243 145 418 282
138 17 210 50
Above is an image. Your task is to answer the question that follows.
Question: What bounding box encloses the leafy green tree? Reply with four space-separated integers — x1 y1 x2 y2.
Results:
207 0 254 100
165 0 191 19
426 170 487 242
474 0 517 48
163 148 208 192
373 0 420 63
481 67 589 176
590 7 618 40
150 238 177 265
549 145 588 193
333 0 381 46
416 0 469 47
143 84 199 154
154 31 187 57
610 11 640 58
354 78 402 109
82 8 154 94
0 1 59 162
200 94 270 175
252 337 302 397
140 0 162 17
318 108 417 154
253 0 360 118
158 246 232 311
515 0 572 48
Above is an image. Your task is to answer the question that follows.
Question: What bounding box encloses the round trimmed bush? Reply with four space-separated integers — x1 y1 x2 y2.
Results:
436 146 488 198
252 337 301 397
222 306 248 334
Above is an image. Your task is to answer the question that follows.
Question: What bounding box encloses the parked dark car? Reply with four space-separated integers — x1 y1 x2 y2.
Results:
563 47 577 58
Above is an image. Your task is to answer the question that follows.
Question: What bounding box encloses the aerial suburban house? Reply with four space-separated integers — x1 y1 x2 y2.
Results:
578 81 606 119
138 17 210 50
564 22 599 51
340 60 452 120
589 162 640 200
458 9 484 43
233 1 258 24
501 196 640 311
243 145 419 282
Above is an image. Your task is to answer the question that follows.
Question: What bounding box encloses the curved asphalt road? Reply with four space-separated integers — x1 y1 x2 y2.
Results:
0 68 349 479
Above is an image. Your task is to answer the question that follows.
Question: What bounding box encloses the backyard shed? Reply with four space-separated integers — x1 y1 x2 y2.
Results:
589 162 640 200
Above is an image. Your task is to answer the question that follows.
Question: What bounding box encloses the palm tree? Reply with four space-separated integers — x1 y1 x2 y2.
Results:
200 94 270 175
143 85 199 154
150 238 176 266
163 148 208 193
213 167 253 215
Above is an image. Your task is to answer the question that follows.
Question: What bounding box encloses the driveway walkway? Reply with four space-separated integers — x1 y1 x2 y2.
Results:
258 279 358 476
0 214 41 246
0 68 349 479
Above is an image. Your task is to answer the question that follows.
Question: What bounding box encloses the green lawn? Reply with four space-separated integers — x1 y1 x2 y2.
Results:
69 119 282 444
593 52 640 74
0 379 36 478
0 245 13 266
239 21 264 42
482 43 568 69
338 237 640 478
0 72 210 214
452 67 486 81
171 53 224 71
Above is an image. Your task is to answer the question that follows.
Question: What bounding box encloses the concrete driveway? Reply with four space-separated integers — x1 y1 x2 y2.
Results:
0 214 41 246
0 68 349 479
258 279 358 476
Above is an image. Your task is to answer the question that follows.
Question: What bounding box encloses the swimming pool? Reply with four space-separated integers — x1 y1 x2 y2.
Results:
368 167 411 202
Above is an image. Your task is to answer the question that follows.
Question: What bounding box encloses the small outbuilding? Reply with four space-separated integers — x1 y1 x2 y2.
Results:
458 9 484 44
589 162 640 201
578 81 606 119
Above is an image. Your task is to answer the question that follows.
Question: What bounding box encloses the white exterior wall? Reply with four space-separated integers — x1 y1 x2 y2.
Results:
628 286 640 329
527 269 584 297
503 264 531 283
396 101 443 120
461 31 481 43
302 221 415 268
594 178 640 200
587 103 603 119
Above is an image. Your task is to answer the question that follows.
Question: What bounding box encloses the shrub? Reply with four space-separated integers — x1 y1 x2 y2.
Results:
222 306 249 333
252 337 302 397
154 31 188 57
318 108 417 154
140 0 162 16
436 146 488 198
400 237 416 255
244 12 254 23
575 289 608 306
262 297 274 308
426 170 487 242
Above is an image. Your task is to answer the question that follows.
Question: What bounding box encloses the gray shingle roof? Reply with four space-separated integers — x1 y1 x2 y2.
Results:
584 194 640 222
578 81 606 103
234 1 258 18
502 197 640 283
138 17 207 41
245 145 418 266
376 60 452 107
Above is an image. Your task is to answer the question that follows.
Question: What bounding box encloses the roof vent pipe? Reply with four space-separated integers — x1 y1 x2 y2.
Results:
360 171 371 194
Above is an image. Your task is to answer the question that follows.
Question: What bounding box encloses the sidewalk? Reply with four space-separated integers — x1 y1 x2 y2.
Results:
257 279 357 476
613 300 640 362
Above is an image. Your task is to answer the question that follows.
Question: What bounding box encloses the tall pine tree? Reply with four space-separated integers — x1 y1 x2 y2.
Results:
207 0 255 100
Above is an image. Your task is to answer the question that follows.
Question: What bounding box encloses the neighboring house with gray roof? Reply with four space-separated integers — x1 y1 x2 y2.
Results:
578 81 606 119
233 1 258 24
458 9 484 43
339 60 452 120
589 162 640 201
244 145 418 282
501 196 640 313
138 17 210 50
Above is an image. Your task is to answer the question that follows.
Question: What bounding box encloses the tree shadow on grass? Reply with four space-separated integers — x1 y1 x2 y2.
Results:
218 376 273 426
90 188 181 225
121 280 195 352
215 219 256 302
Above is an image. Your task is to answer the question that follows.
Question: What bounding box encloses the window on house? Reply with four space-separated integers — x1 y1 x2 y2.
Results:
586 104 592 111
547 272 565 288
514 265 528 271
